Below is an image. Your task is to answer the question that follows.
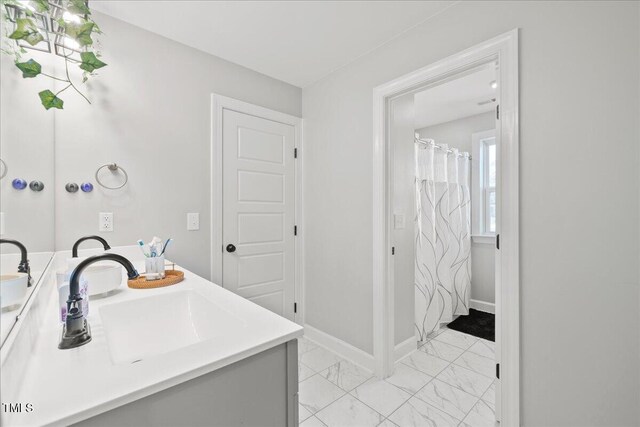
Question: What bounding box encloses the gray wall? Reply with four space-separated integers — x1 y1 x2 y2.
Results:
417 111 496 304
416 111 494 152
54 12 301 279
302 2 639 425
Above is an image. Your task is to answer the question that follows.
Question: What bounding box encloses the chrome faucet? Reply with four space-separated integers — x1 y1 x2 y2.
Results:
72 235 111 258
59 253 139 350
0 239 32 287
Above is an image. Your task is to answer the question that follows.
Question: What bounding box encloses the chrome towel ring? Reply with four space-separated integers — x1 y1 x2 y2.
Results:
0 158 7 180
95 163 129 190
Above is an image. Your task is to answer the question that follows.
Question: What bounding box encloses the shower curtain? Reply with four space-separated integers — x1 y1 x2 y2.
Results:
415 142 471 341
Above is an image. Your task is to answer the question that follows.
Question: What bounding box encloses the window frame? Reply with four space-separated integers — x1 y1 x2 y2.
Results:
471 129 497 243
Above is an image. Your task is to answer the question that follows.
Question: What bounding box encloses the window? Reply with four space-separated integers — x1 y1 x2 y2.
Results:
472 130 497 241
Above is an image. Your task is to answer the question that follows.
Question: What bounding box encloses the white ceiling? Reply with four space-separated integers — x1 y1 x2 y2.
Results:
414 64 497 129
91 1 454 88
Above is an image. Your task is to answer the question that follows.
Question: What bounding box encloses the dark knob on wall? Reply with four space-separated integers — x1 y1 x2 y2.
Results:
29 180 44 192
226 244 236 253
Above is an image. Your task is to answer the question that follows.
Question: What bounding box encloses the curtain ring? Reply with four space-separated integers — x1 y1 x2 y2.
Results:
0 158 7 180
95 163 129 190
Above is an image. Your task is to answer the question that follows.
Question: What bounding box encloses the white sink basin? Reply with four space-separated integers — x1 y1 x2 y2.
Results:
1 273 29 309
99 290 247 364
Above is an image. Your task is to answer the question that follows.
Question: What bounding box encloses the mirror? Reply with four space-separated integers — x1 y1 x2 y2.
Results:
0 50 56 346
0 2 303 350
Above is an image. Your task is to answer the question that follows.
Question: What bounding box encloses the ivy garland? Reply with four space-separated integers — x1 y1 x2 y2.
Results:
1 0 107 110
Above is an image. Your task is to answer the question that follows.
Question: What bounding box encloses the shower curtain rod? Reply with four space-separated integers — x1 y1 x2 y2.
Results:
414 136 471 159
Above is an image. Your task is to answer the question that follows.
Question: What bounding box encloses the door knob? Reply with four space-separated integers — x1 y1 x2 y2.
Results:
226 244 236 253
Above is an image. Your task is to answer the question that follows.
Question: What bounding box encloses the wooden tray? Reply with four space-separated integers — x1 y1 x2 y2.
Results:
128 269 184 289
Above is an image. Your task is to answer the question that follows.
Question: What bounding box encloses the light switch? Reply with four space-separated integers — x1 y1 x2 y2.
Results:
187 213 199 231
99 212 113 232
394 213 405 229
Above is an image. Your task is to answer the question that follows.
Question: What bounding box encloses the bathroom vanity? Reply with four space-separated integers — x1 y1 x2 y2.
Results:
1 247 303 426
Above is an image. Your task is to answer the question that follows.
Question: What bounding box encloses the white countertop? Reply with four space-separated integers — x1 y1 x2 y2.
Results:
3 257 303 426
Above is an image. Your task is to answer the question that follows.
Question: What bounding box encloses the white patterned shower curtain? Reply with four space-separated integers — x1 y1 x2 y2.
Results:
415 141 472 341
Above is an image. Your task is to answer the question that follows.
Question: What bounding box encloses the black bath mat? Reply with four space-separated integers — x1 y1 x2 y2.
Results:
447 309 494 341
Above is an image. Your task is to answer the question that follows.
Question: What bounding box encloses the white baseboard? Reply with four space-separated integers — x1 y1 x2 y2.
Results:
470 299 495 314
303 324 375 372
394 336 417 362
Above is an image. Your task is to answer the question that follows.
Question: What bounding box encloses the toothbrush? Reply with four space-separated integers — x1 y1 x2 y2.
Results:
160 238 172 256
137 239 150 257
149 237 160 257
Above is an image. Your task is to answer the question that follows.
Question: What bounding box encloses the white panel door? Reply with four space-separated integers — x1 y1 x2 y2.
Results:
222 109 296 320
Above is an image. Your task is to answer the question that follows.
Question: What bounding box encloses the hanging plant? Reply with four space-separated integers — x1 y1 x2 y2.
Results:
1 0 106 110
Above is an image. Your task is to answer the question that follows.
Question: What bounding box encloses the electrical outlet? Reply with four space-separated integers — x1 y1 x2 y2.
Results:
99 212 113 232
187 213 199 231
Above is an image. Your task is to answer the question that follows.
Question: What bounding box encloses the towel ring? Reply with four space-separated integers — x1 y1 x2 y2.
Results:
95 163 128 190
0 158 7 180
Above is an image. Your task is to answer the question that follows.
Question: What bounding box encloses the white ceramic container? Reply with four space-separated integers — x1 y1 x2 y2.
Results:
0 272 29 309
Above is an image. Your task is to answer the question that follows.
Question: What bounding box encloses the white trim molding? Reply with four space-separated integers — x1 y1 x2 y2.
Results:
472 235 496 245
470 299 496 314
303 324 375 372
210 94 305 325
372 29 520 426
394 336 418 363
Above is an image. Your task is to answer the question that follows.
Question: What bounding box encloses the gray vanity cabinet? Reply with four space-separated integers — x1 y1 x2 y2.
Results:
75 341 299 427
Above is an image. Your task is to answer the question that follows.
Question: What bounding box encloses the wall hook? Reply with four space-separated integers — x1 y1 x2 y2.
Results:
12 178 27 190
29 180 44 192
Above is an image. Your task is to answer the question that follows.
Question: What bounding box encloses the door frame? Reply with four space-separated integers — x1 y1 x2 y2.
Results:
372 29 520 425
211 94 304 325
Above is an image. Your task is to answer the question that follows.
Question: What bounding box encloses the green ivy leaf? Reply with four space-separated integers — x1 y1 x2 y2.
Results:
38 90 64 110
63 21 94 46
79 51 107 72
9 18 44 46
32 0 50 13
15 59 41 78
24 31 44 46
66 0 91 15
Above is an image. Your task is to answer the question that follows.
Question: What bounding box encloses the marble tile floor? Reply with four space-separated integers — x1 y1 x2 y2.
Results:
298 328 498 427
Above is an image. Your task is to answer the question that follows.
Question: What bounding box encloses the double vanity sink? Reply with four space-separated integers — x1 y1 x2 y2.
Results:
1 246 303 426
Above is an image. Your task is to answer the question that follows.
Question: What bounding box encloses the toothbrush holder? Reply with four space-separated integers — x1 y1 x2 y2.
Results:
145 255 166 281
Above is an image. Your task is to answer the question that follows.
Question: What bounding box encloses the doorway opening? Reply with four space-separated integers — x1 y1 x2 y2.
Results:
372 30 519 425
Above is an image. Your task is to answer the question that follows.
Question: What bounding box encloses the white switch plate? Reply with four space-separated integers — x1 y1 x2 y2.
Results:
394 213 405 229
187 213 199 231
99 212 114 232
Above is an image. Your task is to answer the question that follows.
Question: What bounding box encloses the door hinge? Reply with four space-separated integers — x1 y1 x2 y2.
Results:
391 247 395 255
496 104 500 120
294 225 297 236
294 148 298 158
496 234 500 250
294 302 297 313
496 363 500 379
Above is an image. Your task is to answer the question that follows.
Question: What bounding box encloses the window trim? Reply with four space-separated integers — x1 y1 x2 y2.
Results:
471 129 496 243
